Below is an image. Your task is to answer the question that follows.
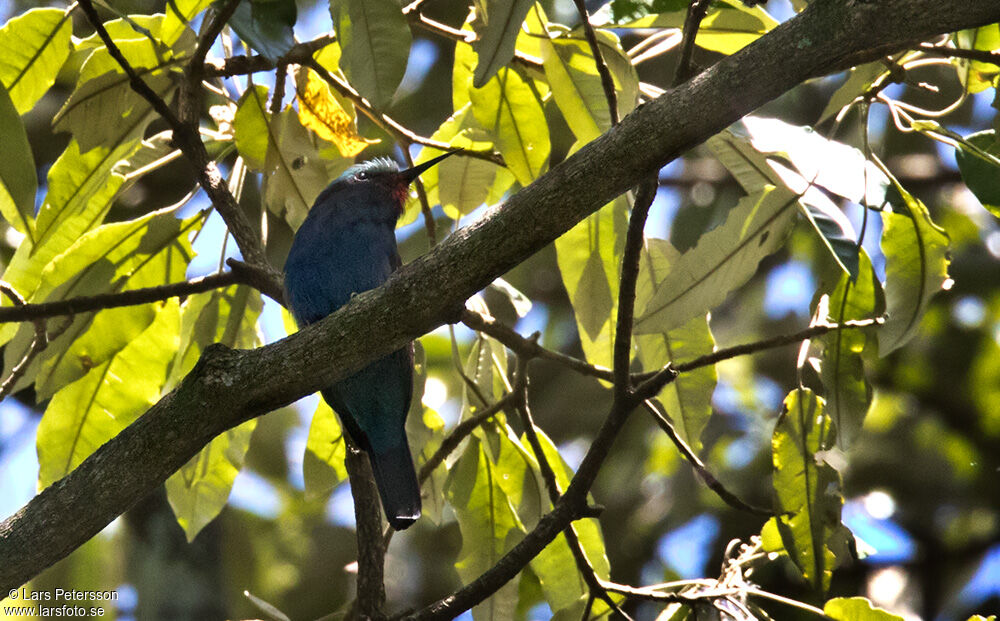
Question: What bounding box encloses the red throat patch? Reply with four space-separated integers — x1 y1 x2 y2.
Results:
391 181 410 207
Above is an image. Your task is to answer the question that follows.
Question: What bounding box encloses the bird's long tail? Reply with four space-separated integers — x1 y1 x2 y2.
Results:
368 442 421 531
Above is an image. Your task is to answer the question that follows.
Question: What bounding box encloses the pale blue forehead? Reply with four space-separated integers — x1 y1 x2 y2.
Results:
336 157 401 181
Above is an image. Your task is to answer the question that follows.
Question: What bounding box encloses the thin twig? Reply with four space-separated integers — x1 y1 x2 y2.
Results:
612 178 658 399
270 63 288 114
462 310 613 381
0 266 287 324
673 0 712 85
643 401 772 516
919 43 1000 66
203 35 336 78
0 284 47 401
417 394 513 484
671 317 884 375
571 0 619 125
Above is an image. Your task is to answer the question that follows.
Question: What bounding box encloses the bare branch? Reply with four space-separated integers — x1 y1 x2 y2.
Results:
0 269 284 325
345 446 387 620
613 179 658 398
674 0 713 85
3 0 997 602
643 401 772 516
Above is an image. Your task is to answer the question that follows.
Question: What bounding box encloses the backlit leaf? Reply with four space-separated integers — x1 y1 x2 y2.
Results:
0 139 139 345
4 208 202 399
525 429 610 615
446 436 524 620
166 282 262 541
37 301 180 487
824 597 904 621
605 0 777 55
0 7 72 114
878 183 951 354
303 399 348 499
820 250 883 450
772 388 841 592
637 240 717 452
469 67 549 187
471 0 534 88
234 84 271 170
555 195 629 369
0 80 36 242
331 0 409 107
954 129 1000 215
162 0 214 47
53 70 174 153
634 186 798 334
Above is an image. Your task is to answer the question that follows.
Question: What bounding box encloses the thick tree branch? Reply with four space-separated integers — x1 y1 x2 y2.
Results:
2 0 997 604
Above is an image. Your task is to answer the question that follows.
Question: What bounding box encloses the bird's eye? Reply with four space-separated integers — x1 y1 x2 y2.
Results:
355 170 369 181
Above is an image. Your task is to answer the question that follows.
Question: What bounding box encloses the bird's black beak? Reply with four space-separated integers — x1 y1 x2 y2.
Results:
398 148 464 184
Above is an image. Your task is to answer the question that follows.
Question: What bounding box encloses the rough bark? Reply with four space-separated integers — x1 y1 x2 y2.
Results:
1 0 998 594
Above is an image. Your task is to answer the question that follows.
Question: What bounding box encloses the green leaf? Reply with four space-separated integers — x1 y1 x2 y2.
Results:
635 186 798 334
227 0 297 63
331 0 410 107
53 70 175 153
166 419 258 541
234 84 271 170
166 282 263 541
819 62 887 124
606 0 778 55
169 284 263 386
955 25 1000 94
772 388 841 592
607 0 688 23
303 399 348 499
824 597 904 621
469 67 550 187
878 183 951 354
162 0 215 47
471 0 534 88
541 35 611 143
5 208 202 399
637 240 717 452
0 139 139 345
446 436 524 620
555 195 629 369
77 32 170 84
37 301 180 488
0 7 72 114
820 250 883 450
264 108 349 231
954 129 1000 215
0 80 36 242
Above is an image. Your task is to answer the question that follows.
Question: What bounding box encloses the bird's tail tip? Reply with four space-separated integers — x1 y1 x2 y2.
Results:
368 446 422 531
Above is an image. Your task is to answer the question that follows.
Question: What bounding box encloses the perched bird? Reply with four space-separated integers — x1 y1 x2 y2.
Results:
283 150 459 530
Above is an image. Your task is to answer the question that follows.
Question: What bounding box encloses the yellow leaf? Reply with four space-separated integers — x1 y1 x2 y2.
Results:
294 67 377 157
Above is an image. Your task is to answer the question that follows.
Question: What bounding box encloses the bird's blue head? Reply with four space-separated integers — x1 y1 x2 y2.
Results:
316 149 462 216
